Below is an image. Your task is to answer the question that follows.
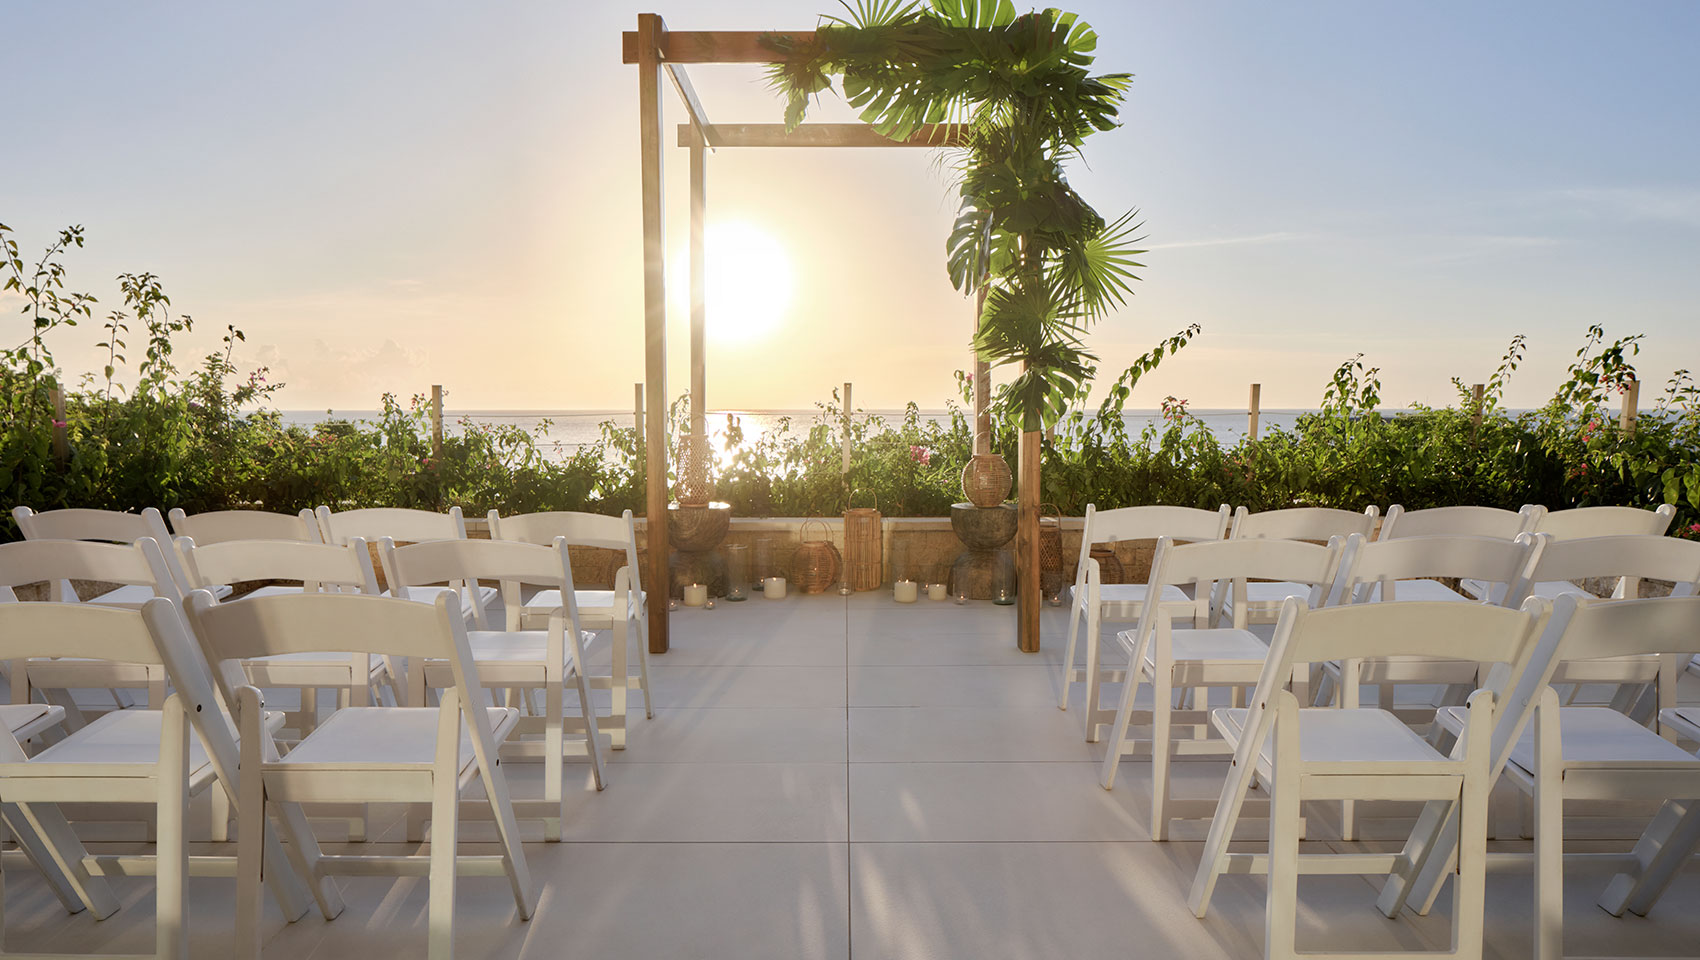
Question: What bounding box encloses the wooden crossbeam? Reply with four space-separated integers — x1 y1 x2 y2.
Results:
622 30 814 64
677 122 967 148
664 63 713 150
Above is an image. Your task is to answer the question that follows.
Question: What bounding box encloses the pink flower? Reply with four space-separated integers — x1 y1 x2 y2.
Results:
1690 524 1700 534
909 445 932 466
51 419 67 429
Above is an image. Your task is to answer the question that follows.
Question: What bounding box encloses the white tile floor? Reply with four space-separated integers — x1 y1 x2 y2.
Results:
5 592 1699 958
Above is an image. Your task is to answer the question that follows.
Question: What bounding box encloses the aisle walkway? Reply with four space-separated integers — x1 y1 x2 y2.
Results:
5 593 1698 958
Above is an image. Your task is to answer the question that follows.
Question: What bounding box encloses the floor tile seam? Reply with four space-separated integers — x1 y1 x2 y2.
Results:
844 758 1103 764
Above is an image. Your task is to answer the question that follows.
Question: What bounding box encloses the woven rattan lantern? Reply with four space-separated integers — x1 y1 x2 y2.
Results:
1039 504 1067 604
674 433 714 507
1088 543 1126 584
961 453 1012 508
791 519 842 594
843 506 883 591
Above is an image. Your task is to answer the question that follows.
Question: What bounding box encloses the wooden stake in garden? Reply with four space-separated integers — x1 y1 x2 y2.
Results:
1247 383 1261 441
1621 376 1639 435
49 387 69 464
430 384 444 459
1471 383 1485 440
841 381 853 476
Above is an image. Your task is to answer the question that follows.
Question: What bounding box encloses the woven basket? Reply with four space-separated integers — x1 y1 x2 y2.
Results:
843 505 883 591
1039 504 1067 602
1088 543 1126 584
674 433 714 507
791 518 842 594
961 453 1012 508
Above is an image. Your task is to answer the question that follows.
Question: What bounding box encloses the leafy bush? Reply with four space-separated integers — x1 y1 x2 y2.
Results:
3 221 1696 537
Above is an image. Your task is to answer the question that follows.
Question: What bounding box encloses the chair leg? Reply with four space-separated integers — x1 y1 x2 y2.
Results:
1376 798 1458 919
0 802 85 914
428 772 460 960
1599 797 1700 918
209 784 231 843
575 665 607 792
1150 668 1174 841
1098 654 1145 791
473 733 538 921
12 801 121 919
631 614 654 719
1083 607 1103 741
156 699 191 960
1451 727 1490 959
1533 698 1564 960
1264 716 1302 960
544 672 565 842
608 620 629 750
1188 713 1269 917
1059 590 1082 711
271 801 343 921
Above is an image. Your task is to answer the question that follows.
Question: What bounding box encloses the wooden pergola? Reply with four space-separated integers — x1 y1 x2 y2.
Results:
626 14 1038 655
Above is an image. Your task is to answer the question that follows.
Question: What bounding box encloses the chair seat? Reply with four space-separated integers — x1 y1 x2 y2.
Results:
1068 582 1190 618
87 582 231 607
1460 577 1589 603
385 584 499 617
1659 706 1700 744
1438 705 1700 772
31 709 214 777
1222 581 1316 617
0 703 65 742
1215 706 1446 767
465 630 596 664
522 588 643 622
280 706 518 773
240 584 307 601
1366 579 1473 603
1119 627 1270 664
245 651 389 679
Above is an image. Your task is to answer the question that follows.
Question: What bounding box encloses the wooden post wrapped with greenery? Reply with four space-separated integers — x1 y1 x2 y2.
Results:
767 1 1144 651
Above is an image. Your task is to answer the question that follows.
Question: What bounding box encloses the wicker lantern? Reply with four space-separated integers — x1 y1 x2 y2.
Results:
791 519 842 594
1038 504 1067 604
843 506 883 591
1088 543 1126 584
961 453 1012 508
673 433 714 507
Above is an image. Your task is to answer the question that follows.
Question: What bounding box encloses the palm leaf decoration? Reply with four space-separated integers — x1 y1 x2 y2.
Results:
765 0 1144 433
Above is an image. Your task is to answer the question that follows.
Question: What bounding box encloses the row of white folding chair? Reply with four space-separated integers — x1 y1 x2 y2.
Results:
0 546 340 960
1377 594 1700 960
485 509 652 748
1186 598 1549 960
1058 503 1232 736
11 506 209 608
314 506 496 627
1215 505 1379 624
1425 502 1678 600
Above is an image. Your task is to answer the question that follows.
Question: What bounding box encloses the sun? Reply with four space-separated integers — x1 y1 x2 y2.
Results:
678 221 794 340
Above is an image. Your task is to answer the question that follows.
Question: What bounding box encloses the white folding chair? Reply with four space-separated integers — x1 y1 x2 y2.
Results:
315 506 496 627
183 590 536 960
1057 503 1231 741
487 509 653 748
167 507 321 544
1217 506 1377 624
0 598 330 960
1097 536 1345 839
177 537 401 724
1463 503 1680 601
0 538 182 729
1384 595 1700 960
383 536 606 842
1513 535 1700 721
1188 598 1545 960
10 506 208 606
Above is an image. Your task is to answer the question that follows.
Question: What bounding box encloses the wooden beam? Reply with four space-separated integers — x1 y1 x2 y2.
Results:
638 13 671 655
689 138 707 438
623 30 814 64
1016 426 1041 653
664 62 714 152
678 123 967 148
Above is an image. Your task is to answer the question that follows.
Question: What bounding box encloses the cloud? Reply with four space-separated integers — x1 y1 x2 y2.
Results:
1547 186 1700 227
243 338 426 407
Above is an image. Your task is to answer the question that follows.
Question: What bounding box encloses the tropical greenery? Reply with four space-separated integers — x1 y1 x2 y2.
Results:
4 220 1697 540
765 0 1143 432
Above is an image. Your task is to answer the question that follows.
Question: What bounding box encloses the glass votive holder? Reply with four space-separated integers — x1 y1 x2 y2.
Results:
724 543 749 601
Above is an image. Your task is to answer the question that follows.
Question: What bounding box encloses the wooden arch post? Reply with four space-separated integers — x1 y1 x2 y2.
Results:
625 16 1045 653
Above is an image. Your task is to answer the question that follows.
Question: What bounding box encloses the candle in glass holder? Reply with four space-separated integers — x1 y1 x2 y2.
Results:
928 582 948 601
683 583 708 607
764 576 787 599
894 579 919 603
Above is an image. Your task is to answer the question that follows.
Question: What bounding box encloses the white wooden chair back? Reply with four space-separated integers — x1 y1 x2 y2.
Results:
314 505 467 545
487 509 642 598
382 536 581 632
1228 505 1378 542
168 508 320 544
178 537 377 595
12 505 192 595
1074 503 1231 582
0 598 166 667
1378 504 1534 541
0 536 181 604
1523 503 1677 540
1340 533 1540 606
1522 534 1700 600
1136 536 1343 630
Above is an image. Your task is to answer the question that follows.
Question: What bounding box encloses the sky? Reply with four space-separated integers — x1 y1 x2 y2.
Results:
4 1 1698 413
